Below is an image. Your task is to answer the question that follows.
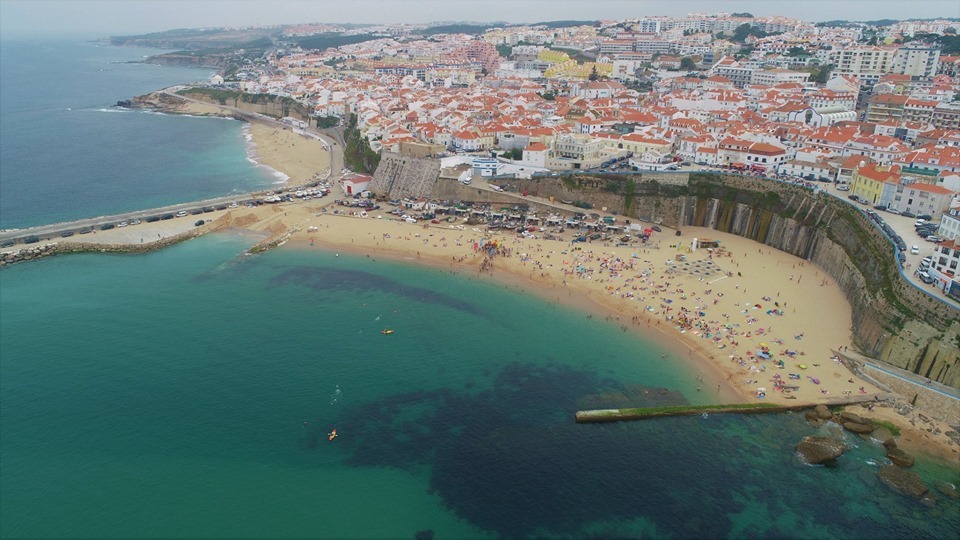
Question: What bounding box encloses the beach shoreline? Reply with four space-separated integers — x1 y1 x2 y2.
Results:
7 96 955 464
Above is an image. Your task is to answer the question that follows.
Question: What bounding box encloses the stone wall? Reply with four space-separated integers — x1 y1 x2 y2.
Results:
370 152 441 199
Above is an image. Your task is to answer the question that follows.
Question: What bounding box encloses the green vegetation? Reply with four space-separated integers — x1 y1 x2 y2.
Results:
496 44 512 58
871 419 902 437
731 12 754 18
902 32 960 55
315 115 340 129
624 179 636 212
343 113 381 174
292 32 384 52
177 87 241 105
417 24 494 36
680 57 697 70
500 148 523 160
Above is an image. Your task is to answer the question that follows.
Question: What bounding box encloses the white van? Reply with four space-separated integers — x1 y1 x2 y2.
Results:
910 246 919 255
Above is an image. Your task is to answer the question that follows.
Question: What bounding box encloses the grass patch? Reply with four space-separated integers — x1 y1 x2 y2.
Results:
872 419 902 437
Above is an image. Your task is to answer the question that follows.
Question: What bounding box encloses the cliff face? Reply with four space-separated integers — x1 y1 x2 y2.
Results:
143 53 231 70
511 172 959 388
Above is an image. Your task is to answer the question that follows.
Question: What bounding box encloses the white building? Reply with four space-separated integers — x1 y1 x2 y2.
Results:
472 157 501 177
891 46 941 78
834 46 895 84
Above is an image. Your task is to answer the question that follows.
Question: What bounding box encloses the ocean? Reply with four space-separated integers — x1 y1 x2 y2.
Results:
0 39 277 230
1 40 958 539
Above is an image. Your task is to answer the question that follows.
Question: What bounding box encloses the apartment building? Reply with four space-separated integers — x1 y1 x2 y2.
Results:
749 68 810 87
865 93 909 124
834 46 895 84
891 45 941 78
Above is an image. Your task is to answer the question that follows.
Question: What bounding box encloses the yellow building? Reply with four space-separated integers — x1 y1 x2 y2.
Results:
851 163 901 205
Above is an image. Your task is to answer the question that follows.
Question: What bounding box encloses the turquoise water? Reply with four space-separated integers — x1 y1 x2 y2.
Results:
1 37 958 539
0 40 277 229
2 237 958 538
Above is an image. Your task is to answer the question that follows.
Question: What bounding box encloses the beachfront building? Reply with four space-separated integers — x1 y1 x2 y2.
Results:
927 238 960 297
850 163 900 206
521 142 548 168
472 157 501 177
546 134 608 170
938 201 960 241
890 181 954 217
779 158 836 181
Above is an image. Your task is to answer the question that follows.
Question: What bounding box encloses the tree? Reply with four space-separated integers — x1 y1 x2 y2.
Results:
786 46 807 57
732 23 753 43
589 65 599 81
680 57 697 70
496 44 512 58
731 12 754 18
811 64 834 85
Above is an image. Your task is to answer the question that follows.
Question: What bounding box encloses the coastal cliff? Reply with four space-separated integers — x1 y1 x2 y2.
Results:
142 52 232 70
120 89 314 125
505 172 960 388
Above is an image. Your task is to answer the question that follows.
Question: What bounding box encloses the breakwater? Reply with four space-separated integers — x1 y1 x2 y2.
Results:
575 394 894 423
0 228 208 268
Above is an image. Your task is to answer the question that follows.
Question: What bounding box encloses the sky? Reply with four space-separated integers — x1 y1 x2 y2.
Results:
1 0 958 39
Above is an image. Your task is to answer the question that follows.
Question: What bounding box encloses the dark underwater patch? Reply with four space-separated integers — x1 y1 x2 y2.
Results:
270 266 482 315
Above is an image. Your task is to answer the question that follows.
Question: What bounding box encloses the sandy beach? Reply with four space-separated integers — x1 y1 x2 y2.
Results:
11 107 955 463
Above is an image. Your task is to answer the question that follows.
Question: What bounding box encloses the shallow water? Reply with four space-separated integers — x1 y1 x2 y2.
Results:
1 237 957 538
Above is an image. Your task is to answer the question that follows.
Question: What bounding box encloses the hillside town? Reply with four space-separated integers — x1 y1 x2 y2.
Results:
193 12 960 294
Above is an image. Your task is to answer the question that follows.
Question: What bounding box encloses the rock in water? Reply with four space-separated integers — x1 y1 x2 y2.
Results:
839 411 868 424
934 480 958 499
815 404 832 419
796 436 848 465
843 421 875 434
885 448 915 468
877 465 928 499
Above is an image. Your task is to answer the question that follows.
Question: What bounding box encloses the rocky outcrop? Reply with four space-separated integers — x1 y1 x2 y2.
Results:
815 404 832 419
885 447 916 467
796 436 847 465
935 480 958 498
842 421 875 434
839 411 868 424
876 465 929 499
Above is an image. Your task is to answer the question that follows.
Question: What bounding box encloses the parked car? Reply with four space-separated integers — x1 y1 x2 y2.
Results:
194 220 205 227
837 185 850 191
901 211 917 218
917 214 933 221
910 246 920 254
886 208 900 215
918 271 934 284
925 235 942 243
175 211 188 217
100 223 114 230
